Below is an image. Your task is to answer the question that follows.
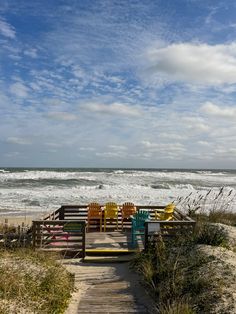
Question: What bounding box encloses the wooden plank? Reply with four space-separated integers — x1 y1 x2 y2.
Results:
41 245 83 249
35 238 83 243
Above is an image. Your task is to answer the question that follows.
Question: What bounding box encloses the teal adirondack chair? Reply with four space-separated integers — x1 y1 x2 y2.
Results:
131 210 150 247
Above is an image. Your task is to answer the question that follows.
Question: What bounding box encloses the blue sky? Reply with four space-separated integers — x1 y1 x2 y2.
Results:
1 0 236 168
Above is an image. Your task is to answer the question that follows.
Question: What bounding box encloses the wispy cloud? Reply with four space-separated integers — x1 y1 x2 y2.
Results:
6 137 31 145
1 1 236 167
9 82 29 98
24 48 38 58
201 101 236 119
46 112 77 121
81 102 141 117
0 18 16 38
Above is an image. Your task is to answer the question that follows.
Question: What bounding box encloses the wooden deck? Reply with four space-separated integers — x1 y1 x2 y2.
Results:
86 230 141 252
32 204 195 257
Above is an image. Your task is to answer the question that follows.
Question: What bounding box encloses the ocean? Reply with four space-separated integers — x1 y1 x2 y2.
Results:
0 168 236 218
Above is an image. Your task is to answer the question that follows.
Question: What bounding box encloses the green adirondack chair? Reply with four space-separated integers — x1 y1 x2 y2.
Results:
131 210 150 247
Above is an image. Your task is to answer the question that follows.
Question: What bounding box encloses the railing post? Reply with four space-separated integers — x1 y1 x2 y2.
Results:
144 222 148 251
59 206 65 220
82 222 86 259
32 221 36 249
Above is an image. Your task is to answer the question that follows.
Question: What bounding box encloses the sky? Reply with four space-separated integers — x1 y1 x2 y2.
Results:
1 0 236 169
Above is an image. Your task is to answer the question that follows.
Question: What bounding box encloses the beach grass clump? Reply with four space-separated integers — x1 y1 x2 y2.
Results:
0 248 74 314
0 224 17 234
132 234 224 314
194 222 229 247
208 209 236 226
159 300 195 314
175 187 236 226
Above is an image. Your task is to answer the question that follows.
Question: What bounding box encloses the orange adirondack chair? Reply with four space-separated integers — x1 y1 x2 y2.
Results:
87 202 103 232
155 203 175 221
104 202 119 232
121 202 136 230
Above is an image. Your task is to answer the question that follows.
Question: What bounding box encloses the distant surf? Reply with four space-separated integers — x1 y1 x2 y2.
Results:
0 168 235 217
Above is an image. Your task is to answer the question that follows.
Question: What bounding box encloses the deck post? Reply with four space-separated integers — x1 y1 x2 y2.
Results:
144 222 149 251
82 222 86 259
59 206 65 220
32 221 36 249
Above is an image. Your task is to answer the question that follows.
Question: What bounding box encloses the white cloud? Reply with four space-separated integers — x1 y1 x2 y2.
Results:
5 152 20 158
182 116 210 132
109 145 127 151
197 140 211 146
44 142 62 148
0 18 16 39
43 98 66 106
46 112 77 121
81 102 141 117
9 82 29 98
79 147 95 151
24 48 38 58
159 133 186 140
201 102 236 119
145 43 236 85
96 151 126 158
141 141 186 153
6 137 31 145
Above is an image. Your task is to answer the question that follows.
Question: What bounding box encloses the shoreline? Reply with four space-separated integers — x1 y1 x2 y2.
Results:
0 215 37 226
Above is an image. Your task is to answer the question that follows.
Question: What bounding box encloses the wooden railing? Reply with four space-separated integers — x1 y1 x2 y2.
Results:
42 204 190 230
32 220 86 258
45 204 169 221
37 205 195 253
144 219 196 250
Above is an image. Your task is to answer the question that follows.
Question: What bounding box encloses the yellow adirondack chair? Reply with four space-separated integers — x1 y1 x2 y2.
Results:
104 202 119 232
87 202 103 232
121 202 136 230
155 203 175 221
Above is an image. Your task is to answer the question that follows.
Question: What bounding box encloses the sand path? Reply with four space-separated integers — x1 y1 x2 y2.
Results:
63 259 156 314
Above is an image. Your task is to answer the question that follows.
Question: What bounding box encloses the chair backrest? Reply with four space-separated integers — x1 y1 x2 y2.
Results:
104 202 118 217
163 203 175 220
88 202 102 216
122 202 136 215
164 203 175 213
132 210 150 227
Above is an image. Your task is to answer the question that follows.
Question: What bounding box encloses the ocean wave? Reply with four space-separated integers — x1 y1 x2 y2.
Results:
21 199 41 206
151 183 171 190
113 170 125 174
0 177 102 188
1 169 236 215
175 184 195 190
0 169 10 173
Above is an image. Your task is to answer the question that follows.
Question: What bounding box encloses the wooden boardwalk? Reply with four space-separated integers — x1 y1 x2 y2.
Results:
63 260 156 314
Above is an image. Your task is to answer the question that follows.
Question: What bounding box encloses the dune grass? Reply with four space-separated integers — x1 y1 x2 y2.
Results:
0 248 74 314
175 187 236 226
132 232 226 314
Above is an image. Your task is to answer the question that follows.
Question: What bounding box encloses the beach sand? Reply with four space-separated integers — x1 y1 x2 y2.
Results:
0 215 35 227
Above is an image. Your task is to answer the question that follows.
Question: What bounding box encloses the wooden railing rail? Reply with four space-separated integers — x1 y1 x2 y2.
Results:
44 204 168 221
43 205 193 226
32 220 86 258
144 220 196 250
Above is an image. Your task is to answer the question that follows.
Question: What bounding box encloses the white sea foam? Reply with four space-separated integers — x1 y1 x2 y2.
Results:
0 169 236 217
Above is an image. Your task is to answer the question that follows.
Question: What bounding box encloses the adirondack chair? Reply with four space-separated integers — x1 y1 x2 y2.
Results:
121 202 136 230
87 202 103 232
104 202 119 232
155 203 175 221
131 210 150 247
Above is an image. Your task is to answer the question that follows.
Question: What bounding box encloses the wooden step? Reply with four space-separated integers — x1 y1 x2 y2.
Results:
83 254 135 263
